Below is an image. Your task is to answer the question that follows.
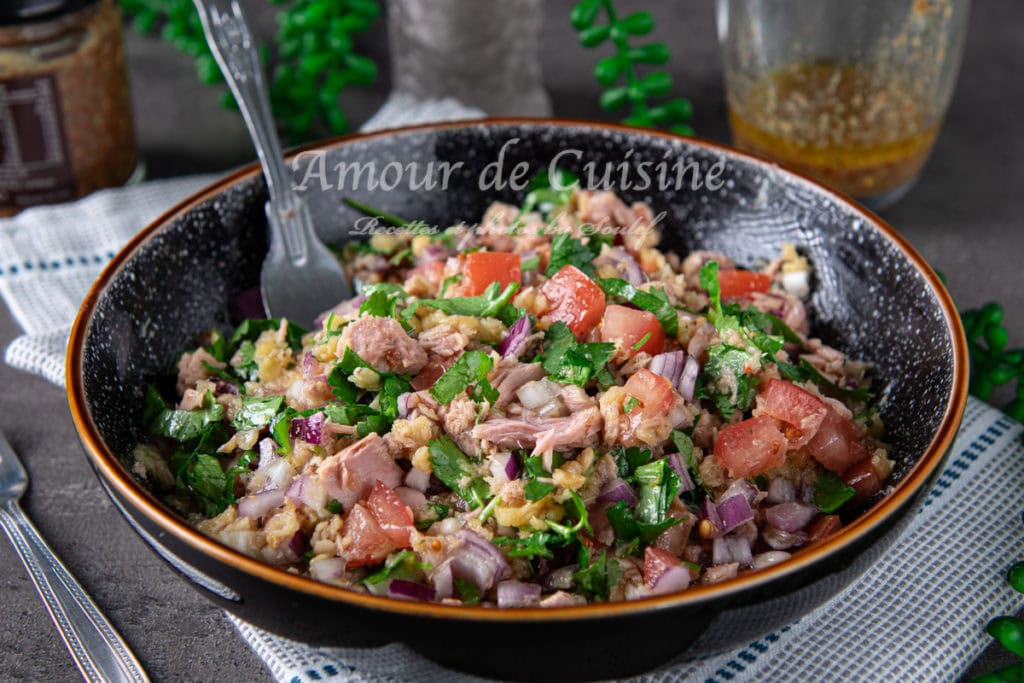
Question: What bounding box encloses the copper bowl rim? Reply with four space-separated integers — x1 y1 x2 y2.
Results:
66 117 969 623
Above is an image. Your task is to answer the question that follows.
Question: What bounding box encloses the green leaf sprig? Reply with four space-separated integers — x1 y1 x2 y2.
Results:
119 0 381 141
962 303 1024 420
570 0 694 134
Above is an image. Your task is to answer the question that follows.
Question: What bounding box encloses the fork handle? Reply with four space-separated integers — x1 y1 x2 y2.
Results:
193 0 310 264
0 501 149 683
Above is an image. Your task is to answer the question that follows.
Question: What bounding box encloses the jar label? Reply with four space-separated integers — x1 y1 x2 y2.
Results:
0 73 75 210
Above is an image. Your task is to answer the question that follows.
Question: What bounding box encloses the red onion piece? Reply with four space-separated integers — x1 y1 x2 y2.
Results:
309 557 346 582
648 351 685 388
497 580 542 608
394 486 427 511
767 477 796 504
666 453 695 493
396 392 412 419
765 502 817 532
211 378 238 395
289 412 324 445
498 316 532 359
404 467 431 493
597 478 638 506
388 579 436 602
763 526 808 550
451 530 509 592
504 453 520 480
702 498 723 537
258 438 278 468
678 354 699 402
419 243 451 263
650 565 691 596
431 560 454 599
606 247 645 286
258 458 295 492
237 488 285 520
285 474 327 511
712 534 752 566
287 530 309 559
721 478 758 505
717 494 753 534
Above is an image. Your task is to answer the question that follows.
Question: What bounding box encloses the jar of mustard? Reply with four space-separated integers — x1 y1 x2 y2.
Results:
0 0 138 216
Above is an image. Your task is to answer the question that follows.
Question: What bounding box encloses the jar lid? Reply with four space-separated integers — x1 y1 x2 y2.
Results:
0 0 98 26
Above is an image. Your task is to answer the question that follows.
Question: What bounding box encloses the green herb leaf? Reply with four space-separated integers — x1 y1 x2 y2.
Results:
605 500 679 544
812 471 856 513
703 343 760 419
403 282 520 324
427 436 490 509
454 578 482 605
613 445 653 480
363 550 430 586
231 395 284 431
546 233 598 277
430 350 494 405
327 499 343 514
573 551 622 602
540 322 615 386
524 479 557 501
149 392 226 444
634 458 683 525
229 318 306 351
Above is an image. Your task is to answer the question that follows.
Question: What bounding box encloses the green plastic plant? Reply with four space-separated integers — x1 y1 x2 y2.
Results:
974 559 1024 681
962 303 1024 420
119 0 380 142
570 0 694 134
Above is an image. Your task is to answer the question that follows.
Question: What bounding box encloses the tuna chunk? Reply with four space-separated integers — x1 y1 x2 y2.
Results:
418 323 470 357
340 316 427 375
317 433 402 510
492 362 546 408
472 406 603 454
176 348 224 395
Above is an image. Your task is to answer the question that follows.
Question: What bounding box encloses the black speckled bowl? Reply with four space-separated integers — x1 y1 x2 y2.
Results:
67 120 967 682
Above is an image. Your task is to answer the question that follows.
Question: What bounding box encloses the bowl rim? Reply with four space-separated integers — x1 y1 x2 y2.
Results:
66 117 968 623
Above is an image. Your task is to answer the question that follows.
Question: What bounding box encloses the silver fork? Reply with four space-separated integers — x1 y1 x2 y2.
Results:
0 430 149 683
194 0 352 329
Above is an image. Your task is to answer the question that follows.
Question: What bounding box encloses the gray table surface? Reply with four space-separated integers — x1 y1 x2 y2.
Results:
1 1 1021 681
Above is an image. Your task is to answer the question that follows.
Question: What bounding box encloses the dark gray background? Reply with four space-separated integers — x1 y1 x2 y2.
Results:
1 1 1021 680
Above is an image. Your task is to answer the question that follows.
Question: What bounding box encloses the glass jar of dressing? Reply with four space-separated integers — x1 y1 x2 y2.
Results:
0 0 138 216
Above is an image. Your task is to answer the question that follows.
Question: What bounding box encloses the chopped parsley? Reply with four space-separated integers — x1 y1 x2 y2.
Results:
427 436 491 509
231 395 284 431
540 322 615 386
455 578 482 605
402 281 521 326
363 550 430 586
702 343 760 419
632 332 653 351
149 391 225 444
229 318 307 351
326 499 343 514
572 550 622 602
813 471 856 513
546 233 599 277
430 350 496 405
358 283 409 318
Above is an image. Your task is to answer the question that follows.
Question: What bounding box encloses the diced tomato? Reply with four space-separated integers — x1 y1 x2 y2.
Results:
366 481 415 547
600 304 665 357
624 368 675 418
540 265 607 340
406 260 445 287
805 409 869 473
461 251 522 296
807 514 842 543
410 356 456 391
717 270 771 299
714 415 788 478
759 379 829 447
643 546 681 588
339 503 395 567
842 457 885 501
